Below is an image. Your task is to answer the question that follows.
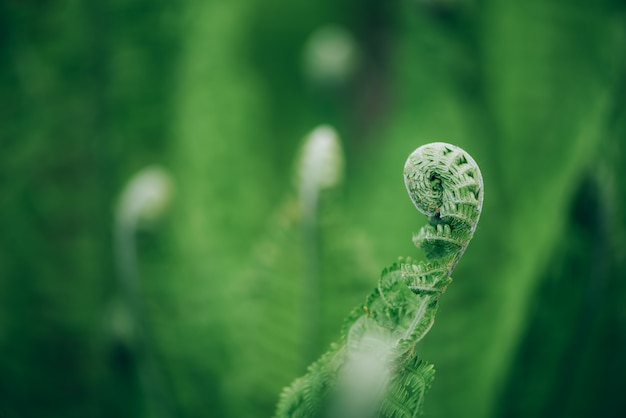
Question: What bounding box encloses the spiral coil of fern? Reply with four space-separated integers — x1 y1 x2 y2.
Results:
403 142 483 274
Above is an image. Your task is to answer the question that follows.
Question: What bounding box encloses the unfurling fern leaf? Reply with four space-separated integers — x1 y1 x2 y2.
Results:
275 142 484 418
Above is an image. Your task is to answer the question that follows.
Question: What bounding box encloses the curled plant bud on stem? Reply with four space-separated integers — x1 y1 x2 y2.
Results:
275 142 484 418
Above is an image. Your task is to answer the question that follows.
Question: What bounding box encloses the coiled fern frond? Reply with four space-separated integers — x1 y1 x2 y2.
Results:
275 142 484 418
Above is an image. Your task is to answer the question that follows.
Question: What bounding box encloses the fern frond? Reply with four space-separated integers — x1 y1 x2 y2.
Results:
274 142 484 417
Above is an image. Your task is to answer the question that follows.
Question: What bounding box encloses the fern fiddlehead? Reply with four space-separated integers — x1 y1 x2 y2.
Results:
275 142 484 418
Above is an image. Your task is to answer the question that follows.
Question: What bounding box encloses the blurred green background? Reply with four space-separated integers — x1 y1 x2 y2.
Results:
1 0 626 417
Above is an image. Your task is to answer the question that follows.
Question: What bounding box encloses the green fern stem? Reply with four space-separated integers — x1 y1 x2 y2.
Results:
275 142 484 418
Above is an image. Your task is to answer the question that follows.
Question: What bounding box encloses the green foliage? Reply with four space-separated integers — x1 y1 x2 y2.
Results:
1 1 626 418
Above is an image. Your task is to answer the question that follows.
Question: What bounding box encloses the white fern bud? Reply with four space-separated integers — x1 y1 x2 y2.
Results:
116 165 174 226
296 125 344 217
302 25 359 87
